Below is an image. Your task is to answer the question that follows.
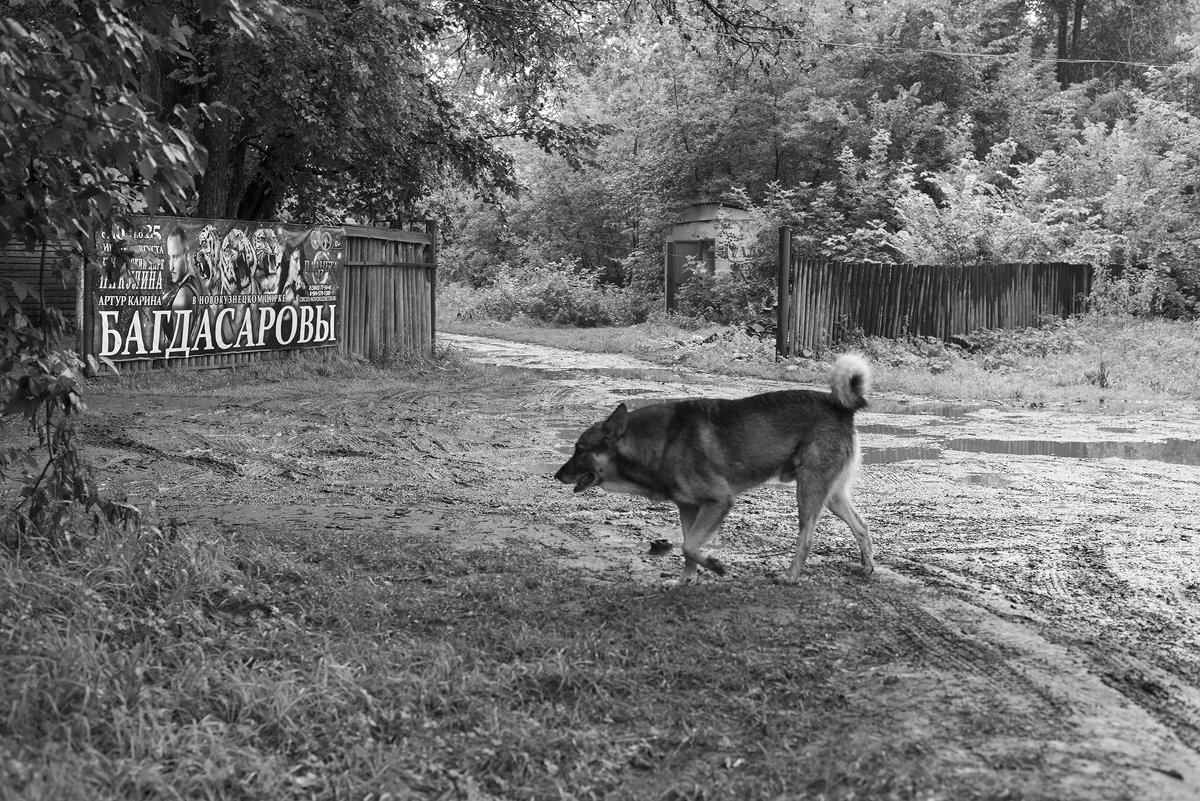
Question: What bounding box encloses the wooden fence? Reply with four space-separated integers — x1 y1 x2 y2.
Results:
340 224 437 361
776 228 1093 356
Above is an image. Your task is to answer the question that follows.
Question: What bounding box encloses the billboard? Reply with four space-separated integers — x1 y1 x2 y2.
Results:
92 216 345 362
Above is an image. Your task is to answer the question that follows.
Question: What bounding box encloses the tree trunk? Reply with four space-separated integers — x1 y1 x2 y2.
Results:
1055 2 1070 88
1070 0 1085 84
195 104 238 219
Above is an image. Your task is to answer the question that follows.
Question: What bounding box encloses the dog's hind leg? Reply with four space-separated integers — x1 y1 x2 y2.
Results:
779 471 835 585
673 502 700 585
665 498 731 588
826 485 874 575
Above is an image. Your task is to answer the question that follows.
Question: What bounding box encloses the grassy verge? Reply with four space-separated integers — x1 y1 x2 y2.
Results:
441 315 1200 405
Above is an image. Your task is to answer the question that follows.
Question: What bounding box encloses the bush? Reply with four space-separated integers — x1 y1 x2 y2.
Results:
673 263 772 325
442 261 652 327
1087 265 1191 318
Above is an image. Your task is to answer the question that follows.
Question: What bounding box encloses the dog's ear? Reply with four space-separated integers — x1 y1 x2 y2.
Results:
600 403 629 441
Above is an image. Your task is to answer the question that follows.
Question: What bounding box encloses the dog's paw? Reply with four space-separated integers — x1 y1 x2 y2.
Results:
773 571 803 586
662 577 690 590
706 557 727 576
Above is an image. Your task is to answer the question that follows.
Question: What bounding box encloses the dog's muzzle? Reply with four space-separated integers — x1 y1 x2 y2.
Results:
555 463 597 493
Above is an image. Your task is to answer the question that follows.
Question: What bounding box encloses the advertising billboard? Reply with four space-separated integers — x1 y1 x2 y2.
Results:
92 216 345 362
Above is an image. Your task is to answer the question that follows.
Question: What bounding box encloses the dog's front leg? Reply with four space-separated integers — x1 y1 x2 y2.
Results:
664 499 731 589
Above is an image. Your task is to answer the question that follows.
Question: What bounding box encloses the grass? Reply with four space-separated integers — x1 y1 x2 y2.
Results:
2 512 1049 801
441 314 1200 405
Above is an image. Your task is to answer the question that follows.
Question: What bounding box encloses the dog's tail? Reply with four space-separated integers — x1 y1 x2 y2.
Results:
830 353 871 411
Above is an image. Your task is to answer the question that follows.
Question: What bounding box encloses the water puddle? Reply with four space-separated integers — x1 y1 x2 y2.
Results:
944 438 1200 466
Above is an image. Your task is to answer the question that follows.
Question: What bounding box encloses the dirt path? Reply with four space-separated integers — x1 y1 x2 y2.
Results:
81 333 1200 799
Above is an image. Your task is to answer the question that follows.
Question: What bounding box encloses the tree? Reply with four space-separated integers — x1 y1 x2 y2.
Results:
0 0 282 539
139 0 623 224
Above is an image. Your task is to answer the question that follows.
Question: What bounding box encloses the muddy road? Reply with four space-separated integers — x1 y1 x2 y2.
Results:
79 333 1200 798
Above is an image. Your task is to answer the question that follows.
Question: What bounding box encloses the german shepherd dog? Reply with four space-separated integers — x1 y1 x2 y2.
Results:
555 354 874 587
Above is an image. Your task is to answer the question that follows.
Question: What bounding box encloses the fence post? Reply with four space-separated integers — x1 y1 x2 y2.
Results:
426 219 438 356
776 226 792 359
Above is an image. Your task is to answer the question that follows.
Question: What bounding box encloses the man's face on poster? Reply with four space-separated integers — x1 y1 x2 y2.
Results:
166 232 187 282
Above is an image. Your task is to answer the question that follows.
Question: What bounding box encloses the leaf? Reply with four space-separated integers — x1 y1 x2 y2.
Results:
143 185 162 214
42 128 69 151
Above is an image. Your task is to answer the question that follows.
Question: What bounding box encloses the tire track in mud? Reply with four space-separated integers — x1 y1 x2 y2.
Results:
83 422 242 477
894 541 1200 762
858 582 1068 728
1091 651 1200 755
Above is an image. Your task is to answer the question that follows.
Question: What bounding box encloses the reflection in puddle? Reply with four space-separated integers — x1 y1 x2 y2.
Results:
945 438 1200 466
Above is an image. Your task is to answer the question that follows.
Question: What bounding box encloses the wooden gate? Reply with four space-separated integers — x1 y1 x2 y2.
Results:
776 228 1092 356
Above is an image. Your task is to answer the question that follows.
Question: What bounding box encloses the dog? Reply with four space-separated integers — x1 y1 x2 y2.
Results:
555 354 874 587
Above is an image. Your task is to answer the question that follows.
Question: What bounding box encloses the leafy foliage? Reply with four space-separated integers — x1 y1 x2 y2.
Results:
444 261 650 328
439 0 1200 323
0 0 284 541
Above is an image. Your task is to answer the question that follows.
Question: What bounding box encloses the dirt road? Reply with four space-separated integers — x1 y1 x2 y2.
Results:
81 333 1200 799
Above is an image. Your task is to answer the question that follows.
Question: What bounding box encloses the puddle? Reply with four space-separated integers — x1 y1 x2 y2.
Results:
944 438 1200 466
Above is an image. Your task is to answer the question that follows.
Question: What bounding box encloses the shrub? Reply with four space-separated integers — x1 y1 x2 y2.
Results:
673 263 772 325
442 261 652 327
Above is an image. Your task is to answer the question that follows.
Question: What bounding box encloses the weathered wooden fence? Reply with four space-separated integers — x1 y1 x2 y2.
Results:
340 224 437 361
776 228 1093 356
